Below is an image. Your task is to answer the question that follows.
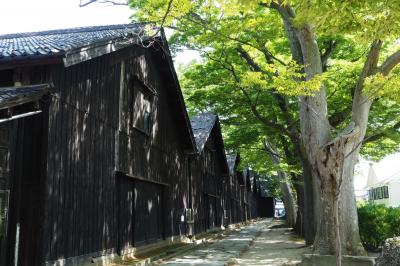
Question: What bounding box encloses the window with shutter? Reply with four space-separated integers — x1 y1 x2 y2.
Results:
131 78 153 136
383 186 389 199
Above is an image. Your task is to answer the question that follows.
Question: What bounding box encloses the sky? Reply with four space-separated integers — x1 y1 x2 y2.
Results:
0 0 200 65
1 0 399 190
0 0 132 34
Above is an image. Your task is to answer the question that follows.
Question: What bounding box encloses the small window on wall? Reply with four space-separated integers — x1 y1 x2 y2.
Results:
131 79 153 136
373 188 378 200
143 111 151 135
377 187 383 199
368 190 373 201
383 186 389 199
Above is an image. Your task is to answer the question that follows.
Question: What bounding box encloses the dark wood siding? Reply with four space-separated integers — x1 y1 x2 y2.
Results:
34 44 192 262
30 52 120 262
1 39 265 265
115 46 190 252
190 129 227 233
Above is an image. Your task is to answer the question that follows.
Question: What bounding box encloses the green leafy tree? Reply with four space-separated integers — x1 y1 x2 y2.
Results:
125 0 400 260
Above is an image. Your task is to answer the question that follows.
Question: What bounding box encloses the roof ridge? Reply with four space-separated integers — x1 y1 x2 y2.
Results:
0 23 148 40
190 112 217 119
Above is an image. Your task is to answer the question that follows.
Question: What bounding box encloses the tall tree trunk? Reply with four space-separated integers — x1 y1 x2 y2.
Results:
293 177 306 237
294 23 368 256
300 157 316 245
279 175 297 228
339 154 366 255
310 131 366 256
264 141 297 228
272 2 396 257
273 3 319 243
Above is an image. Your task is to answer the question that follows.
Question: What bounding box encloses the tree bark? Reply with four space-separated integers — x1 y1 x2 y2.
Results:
264 141 297 228
294 23 367 257
300 156 316 245
272 3 318 245
293 177 305 236
280 177 297 228
339 153 366 255
270 1 396 257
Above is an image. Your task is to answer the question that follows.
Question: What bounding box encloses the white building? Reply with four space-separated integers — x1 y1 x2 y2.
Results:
366 164 400 207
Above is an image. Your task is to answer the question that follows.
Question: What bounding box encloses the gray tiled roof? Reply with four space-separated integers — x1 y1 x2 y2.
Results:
0 84 49 109
0 24 147 62
190 112 217 153
226 154 236 175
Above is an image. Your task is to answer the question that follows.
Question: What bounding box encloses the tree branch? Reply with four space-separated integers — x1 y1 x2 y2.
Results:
321 40 337 71
186 12 286 66
263 139 283 164
201 49 288 134
363 120 400 144
226 62 288 134
236 46 262 72
260 46 287 66
354 40 382 96
351 40 382 131
380 50 400 76
235 46 299 139
269 2 303 65
160 0 174 29
79 0 127 7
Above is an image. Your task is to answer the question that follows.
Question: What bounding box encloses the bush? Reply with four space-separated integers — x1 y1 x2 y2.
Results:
386 207 400 237
357 203 400 250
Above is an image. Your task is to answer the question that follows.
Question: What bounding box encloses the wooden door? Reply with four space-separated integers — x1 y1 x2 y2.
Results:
134 180 164 246
117 175 134 254
208 196 216 229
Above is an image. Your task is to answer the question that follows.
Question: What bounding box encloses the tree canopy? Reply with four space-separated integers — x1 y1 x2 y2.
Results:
127 0 400 256
127 0 400 171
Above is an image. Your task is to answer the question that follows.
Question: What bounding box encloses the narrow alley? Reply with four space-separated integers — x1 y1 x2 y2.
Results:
155 219 309 266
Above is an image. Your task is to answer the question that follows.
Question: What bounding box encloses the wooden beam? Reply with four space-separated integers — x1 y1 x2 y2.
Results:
116 171 170 187
64 35 151 67
0 110 42 124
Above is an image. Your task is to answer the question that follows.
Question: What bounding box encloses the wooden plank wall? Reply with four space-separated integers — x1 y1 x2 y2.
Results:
228 168 242 224
116 46 189 247
191 130 226 233
23 41 263 264
33 43 193 262
30 52 120 262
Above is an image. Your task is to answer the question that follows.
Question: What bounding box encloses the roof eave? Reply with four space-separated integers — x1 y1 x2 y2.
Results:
64 34 152 67
0 54 64 70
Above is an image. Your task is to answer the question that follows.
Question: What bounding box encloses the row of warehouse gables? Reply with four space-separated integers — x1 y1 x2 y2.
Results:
0 24 271 266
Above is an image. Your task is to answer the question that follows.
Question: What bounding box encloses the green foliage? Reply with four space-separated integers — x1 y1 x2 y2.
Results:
128 0 400 179
293 0 400 42
365 70 400 102
357 203 400 250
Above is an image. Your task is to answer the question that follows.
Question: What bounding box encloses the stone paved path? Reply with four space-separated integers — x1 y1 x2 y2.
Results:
232 220 311 266
156 219 270 265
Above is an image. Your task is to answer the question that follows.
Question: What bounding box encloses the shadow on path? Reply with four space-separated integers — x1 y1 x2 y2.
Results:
157 219 270 266
232 220 311 266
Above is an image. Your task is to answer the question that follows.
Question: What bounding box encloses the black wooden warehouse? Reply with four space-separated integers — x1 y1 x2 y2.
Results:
189 113 229 235
226 153 245 224
0 24 272 266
